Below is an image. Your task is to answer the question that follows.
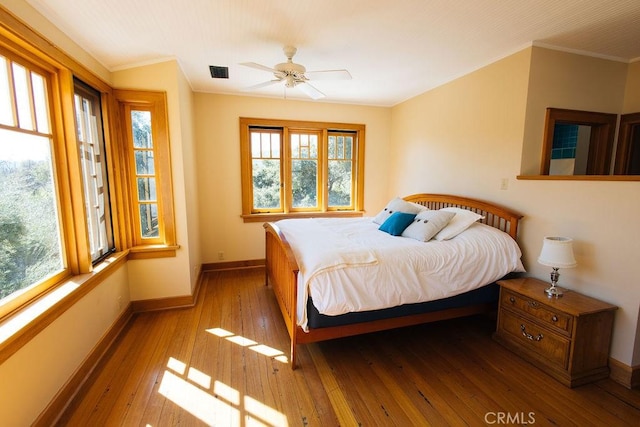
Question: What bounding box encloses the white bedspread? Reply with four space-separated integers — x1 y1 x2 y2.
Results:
275 217 525 331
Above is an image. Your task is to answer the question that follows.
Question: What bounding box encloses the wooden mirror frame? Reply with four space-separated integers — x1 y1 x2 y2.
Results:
540 108 617 176
614 112 640 175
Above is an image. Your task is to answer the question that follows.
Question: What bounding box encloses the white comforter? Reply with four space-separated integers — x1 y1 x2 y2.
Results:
275 217 525 331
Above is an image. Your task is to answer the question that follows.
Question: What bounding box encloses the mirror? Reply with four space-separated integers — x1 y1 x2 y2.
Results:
541 108 617 176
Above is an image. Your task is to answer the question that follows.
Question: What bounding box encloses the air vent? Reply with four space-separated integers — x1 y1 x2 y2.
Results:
209 66 229 79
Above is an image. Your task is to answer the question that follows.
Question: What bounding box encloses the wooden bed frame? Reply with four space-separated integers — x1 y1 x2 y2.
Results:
263 194 523 368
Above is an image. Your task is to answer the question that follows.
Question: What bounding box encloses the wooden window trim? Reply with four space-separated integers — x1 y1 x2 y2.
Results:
113 89 177 252
240 117 365 222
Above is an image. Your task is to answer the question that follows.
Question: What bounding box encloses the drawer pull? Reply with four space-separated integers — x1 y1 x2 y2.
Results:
520 324 543 341
527 301 539 308
509 296 515 304
552 315 558 322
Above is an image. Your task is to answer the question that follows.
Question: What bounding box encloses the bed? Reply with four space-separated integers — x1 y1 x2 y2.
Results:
263 194 524 368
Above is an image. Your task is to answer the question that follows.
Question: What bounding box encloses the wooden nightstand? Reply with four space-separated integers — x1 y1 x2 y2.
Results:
493 277 617 387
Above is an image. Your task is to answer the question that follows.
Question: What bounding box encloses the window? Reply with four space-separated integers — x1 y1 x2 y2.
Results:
0 50 66 313
114 89 177 255
73 79 115 263
240 118 365 221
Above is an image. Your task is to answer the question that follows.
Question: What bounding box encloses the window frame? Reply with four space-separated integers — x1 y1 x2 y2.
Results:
240 117 365 222
113 89 177 257
0 47 70 318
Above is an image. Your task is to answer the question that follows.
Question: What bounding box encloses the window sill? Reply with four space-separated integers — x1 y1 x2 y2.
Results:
241 211 365 223
128 244 180 260
0 251 128 365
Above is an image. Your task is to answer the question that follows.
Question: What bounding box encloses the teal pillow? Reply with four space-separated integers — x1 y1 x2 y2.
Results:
379 211 417 236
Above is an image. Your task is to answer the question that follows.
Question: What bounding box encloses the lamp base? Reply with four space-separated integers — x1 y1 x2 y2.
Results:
545 285 563 297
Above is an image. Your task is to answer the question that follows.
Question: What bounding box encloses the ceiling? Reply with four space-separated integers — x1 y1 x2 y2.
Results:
22 0 640 106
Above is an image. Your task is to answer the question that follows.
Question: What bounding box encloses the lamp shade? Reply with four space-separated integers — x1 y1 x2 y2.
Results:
538 237 577 268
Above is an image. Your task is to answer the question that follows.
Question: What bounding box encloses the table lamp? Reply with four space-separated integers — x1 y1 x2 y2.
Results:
537 236 577 297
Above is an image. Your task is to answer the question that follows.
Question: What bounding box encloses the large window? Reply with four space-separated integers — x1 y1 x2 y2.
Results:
240 118 365 221
0 51 65 310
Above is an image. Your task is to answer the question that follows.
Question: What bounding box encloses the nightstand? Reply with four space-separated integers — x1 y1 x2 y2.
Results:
493 277 617 387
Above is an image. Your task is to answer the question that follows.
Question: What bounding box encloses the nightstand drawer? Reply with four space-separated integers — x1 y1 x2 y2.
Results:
501 289 573 336
499 309 570 369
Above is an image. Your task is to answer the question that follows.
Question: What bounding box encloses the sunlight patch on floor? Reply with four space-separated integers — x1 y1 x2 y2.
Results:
206 327 288 363
158 357 289 426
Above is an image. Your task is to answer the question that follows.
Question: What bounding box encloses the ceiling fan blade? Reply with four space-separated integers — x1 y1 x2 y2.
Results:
240 62 277 73
297 82 325 100
242 79 281 91
305 69 352 81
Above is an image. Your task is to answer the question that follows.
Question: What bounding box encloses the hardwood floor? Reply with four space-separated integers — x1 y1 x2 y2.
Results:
58 268 640 426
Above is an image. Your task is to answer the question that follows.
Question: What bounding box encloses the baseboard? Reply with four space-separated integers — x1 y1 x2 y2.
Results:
202 258 265 271
33 305 134 426
609 358 640 389
130 267 205 313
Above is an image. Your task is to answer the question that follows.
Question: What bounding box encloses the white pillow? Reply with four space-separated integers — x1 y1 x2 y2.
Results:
372 197 425 225
433 207 484 241
402 210 455 241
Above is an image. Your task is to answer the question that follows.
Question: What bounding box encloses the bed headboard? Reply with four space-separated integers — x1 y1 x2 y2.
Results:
403 194 523 240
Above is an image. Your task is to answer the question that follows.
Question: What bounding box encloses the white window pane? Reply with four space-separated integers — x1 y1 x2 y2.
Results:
0 128 63 299
291 159 317 208
0 56 13 126
139 204 159 238
131 110 152 148
31 72 49 134
252 159 280 209
12 62 33 131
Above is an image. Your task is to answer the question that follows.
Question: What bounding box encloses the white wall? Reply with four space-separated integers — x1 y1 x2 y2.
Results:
194 93 392 264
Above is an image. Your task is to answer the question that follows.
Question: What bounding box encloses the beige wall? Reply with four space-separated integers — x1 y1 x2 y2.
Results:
390 46 640 367
194 93 392 263
624 61 640 113
0 265 130 426
521 47 629 175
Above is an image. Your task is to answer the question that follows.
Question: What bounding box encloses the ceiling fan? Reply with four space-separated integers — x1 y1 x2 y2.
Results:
240 46 351 100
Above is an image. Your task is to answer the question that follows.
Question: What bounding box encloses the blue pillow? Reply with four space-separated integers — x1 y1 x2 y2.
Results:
378 211 417 236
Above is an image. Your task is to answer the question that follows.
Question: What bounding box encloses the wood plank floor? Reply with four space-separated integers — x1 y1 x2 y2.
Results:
58 268 640 426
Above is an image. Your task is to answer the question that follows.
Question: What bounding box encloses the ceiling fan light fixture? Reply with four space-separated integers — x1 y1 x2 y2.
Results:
239 46 350 100
285 75 296 88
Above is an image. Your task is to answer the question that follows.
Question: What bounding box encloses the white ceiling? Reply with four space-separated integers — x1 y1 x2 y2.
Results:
23 0 640 106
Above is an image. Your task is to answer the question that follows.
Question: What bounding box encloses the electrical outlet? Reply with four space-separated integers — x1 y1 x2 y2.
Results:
218 251 224 260
500 178 509 190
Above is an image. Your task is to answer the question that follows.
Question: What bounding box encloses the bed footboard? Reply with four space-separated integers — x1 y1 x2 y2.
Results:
263 222 300 367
